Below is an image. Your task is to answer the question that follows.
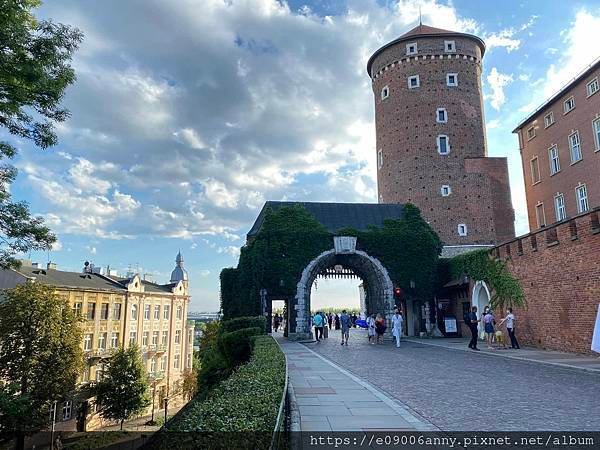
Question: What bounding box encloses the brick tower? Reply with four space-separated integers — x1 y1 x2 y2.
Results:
367 24 515 246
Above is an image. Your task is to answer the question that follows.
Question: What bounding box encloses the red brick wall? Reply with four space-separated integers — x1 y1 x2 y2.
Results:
494 208 600 354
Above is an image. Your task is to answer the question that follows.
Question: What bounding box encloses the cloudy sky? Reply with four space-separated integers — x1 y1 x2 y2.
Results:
6 0 599 311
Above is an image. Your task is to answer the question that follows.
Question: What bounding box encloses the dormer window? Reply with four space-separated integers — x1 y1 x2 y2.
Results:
406 42 417 55
444 40 456 52
381 85 389 100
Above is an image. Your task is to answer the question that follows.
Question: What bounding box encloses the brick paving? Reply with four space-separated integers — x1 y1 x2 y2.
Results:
304 328 600 431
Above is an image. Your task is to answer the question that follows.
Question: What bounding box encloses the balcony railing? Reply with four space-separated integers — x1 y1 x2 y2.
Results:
146 344 167 354
84 348 114 359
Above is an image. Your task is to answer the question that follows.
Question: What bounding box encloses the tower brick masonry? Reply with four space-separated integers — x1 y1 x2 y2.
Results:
367 24 515 245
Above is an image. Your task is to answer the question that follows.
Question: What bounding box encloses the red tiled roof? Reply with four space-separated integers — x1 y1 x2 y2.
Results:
399 24 456 39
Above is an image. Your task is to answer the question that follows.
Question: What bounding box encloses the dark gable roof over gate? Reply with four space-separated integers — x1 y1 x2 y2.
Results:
247 201 406 240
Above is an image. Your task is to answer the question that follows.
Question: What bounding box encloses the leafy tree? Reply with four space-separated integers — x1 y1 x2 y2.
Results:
180 368 198 401
94 346 151 430
0 283 84 446
0 0 83 268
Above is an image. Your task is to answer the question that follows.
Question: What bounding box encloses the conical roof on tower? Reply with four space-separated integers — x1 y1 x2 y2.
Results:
366 23 486 76
170 250 188 283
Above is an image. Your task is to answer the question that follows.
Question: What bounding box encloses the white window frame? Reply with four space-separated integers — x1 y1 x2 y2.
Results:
441 185 451 197
142 331 149 347
568 131 582 163
175 329 181 344
150 357 157 373
130 304 137 321
530 157 540 184
554 193 566 222
129 331 137 346
162 330 168 346
177 305 183 319
110 332 119 348
444 40 456 52
84 334 93 351
152 330 159 346
564 96 575 113
163 305 170 320
446 73 458 87
62 401 72 421
586 77 599 97
174 354 180 369
406 42 417 55
160 355 167 371
377 149 383 169
154 304 160 320
98 332 107 350
437 134 450 155
526 126 536 140
436 108 447 123
544 112 554 128
381 85 389 100
576 184 589 213
548 145 560 175
457 224 468 236
593 117 600 151
144 304 150 320
408 75 420 89
535 202 546 228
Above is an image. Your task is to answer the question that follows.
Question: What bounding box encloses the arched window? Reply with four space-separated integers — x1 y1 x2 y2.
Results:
131 304 138 321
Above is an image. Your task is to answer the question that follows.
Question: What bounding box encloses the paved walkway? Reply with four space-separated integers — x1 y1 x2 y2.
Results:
404 337 600 373
276 336 436 432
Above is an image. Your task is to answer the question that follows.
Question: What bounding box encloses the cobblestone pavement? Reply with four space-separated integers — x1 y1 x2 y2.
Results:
304 328 600 431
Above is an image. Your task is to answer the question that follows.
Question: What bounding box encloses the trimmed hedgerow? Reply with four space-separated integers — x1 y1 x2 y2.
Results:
220 316 267 334
167 336 285 432
218 326 263 366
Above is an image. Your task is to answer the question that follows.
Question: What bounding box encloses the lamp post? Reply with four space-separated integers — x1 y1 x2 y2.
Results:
50 400 57 450
146 376 158 426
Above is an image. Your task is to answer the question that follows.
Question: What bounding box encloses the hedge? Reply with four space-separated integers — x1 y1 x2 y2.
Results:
220 316 267 334
218 326 263 366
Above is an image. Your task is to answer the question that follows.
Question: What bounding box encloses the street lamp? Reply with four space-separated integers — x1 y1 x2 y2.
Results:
146 376 158 426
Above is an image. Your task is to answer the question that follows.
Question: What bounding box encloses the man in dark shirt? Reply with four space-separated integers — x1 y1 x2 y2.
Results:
467 306 480 351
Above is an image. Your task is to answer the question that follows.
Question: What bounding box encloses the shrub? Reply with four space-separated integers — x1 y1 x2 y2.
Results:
218 327 263 366
197 347 231 395
220 316 267 334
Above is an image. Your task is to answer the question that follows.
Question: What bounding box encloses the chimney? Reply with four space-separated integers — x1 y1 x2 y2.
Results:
47 262 57 270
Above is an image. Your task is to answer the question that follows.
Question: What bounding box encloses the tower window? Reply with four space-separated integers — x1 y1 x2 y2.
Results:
446 73 458 86
441 185 451 196
408 75 420 89
436 108 447 123
406 42 417 55
381 85 389 100
437 135 450 155
457 224 468 236
444 40 456 52
378 149 383 169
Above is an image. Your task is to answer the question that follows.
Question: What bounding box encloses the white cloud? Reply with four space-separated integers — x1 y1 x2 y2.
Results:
484 15 538 53
486 119 501 130
217 246 241 258
86 246 97 255
199 269 211 277
486 68 513 111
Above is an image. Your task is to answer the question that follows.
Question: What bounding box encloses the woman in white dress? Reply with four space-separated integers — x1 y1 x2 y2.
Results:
367 314 376 344
392 310 404 348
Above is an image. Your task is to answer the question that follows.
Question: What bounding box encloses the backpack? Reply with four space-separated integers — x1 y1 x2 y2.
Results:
464 313 471 325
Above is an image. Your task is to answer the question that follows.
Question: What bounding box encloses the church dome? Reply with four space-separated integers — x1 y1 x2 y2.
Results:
170 251 188 282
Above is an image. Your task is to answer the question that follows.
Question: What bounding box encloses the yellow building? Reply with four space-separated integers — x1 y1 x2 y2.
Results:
0 252 194 430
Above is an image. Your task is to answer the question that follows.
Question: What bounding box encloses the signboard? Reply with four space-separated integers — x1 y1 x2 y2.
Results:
444 317 457 333
334 236 357 254
592 304 600 354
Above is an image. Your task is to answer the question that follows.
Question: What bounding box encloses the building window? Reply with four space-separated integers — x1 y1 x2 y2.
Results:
154 305 160 320
381 85 389 100
150 357 157 373
436 108 447 123
163 305 170 320
175 329 181 344
576 184 589 213
544 112 554 128
110 332 119 348
377 149 383 169
526 126 535 140
131 304 138 321
569 131 582 163
144 304 151 320
112 303 121 320
86 303 96 320
174 354 180 369
142 331 149 347
441 185 451 197
587 77 599 97
563 96 575 113
437 135 450 155
457 224 467 236
530 157 540 184
446 73 458 86
129 331 137 346
98 332 107 350
186 354 192 369
73 302 83 316
535 203 546 228
406 42 417 55
177 305 183 319
594 118 600 151
548 145 560 175
554 194 566 222
160 356 167 371
162 330 168 346
84 334 93 351
444 40 456 52
408 75 420 89
152 331 159 346
62 401 72 421
100 303 109 320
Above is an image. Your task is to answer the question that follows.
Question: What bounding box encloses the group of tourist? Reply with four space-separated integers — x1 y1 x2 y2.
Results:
465 306 520 351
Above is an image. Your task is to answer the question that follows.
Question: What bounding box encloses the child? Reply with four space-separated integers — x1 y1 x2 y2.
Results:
495 330 507 349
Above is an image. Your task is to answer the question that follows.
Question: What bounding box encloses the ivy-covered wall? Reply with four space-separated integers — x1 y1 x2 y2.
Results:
220 203 443 319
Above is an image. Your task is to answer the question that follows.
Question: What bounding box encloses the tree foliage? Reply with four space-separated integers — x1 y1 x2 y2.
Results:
0 0 83 268
0 283 84 437
94 346 150 430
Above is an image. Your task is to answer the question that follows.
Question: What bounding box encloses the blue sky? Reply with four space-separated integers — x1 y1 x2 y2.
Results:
5 0 599 311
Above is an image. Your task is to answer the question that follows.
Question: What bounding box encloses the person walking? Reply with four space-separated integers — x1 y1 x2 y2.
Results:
375 313 386 344
499 308 520 349
483 309 495 349
367 314 376 344
328 313 333 330
392 309 404 348
466 306 480 351
313 312 324 342
340 310 351 345
334 313 340 330
351 313 358 328
273 313 280 333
